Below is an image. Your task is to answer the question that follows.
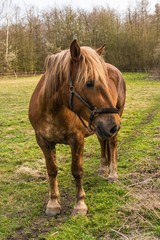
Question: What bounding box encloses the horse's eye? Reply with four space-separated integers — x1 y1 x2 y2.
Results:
86 80 94 88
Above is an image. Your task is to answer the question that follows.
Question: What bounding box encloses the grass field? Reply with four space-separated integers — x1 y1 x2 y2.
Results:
0 73 160 240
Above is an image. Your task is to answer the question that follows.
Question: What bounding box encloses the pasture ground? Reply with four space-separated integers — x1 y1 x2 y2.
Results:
0 73 160 240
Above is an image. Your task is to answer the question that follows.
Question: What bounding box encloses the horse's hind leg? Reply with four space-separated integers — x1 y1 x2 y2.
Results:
36 134 61 216
70 137 88 216
98 136 118 182
98 138 109 178
107 135 118 182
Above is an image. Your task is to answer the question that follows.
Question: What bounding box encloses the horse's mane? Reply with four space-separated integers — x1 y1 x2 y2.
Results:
44 46 108 97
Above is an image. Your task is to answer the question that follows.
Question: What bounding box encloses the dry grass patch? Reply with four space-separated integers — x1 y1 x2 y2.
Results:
115 164 160 240
15 165 46 180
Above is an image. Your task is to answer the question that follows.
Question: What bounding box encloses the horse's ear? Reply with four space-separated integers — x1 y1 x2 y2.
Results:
96 44 106 55
70 39 81 61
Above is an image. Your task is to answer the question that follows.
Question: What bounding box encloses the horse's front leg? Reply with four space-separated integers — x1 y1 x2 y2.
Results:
36 134 61 216
98 135 118 182
70 137 88 216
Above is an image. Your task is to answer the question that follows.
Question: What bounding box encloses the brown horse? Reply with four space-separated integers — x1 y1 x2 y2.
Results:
29 40 126 216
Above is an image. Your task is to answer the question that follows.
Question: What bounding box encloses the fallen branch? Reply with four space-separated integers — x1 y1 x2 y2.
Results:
110 228 129 239
127 178 153 187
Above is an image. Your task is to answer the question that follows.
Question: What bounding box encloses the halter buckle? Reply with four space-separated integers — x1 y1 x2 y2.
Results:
92 107 99 116
69 86 75 93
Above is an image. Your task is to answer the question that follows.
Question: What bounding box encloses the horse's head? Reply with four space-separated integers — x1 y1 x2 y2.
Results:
64 40 121 140
45 40 121 140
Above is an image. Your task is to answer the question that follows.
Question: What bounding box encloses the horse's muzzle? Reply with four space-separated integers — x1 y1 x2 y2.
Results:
95 121 120 140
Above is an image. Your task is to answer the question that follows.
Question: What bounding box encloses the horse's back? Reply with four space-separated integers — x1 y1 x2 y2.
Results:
106 63 126 115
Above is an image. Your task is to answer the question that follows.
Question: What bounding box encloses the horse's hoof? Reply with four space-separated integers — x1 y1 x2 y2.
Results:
98 171 108 179
108 176 118 183
46 200 61 216
72 202 88 216
46 206 61 216
98 167 108 179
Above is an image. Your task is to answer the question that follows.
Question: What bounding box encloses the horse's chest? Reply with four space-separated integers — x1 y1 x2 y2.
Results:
37 120 77 144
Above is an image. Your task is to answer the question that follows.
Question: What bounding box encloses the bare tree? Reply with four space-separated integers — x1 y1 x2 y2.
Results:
5 0 10 71
155 3 160 42
0 0 15 72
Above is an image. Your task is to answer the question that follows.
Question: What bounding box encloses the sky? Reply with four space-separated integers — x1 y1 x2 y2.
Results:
12 0 160 13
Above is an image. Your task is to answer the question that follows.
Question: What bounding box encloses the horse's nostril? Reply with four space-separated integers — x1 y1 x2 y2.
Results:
110 125 118 135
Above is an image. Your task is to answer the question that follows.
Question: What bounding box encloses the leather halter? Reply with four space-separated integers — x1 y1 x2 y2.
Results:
69 77 119 132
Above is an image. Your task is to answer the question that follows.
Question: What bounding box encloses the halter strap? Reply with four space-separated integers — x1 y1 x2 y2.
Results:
69 77 119 132
69 85 94 111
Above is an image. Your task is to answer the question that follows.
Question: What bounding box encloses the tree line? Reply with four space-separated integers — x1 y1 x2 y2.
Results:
0 0 160 74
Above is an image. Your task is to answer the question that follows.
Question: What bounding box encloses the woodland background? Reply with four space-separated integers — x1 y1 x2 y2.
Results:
0 0 160 74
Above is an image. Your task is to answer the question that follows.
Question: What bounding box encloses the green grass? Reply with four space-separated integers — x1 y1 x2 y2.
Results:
0 73 160 240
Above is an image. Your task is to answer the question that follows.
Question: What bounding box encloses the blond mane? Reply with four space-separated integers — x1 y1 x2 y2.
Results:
44 46 108 97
